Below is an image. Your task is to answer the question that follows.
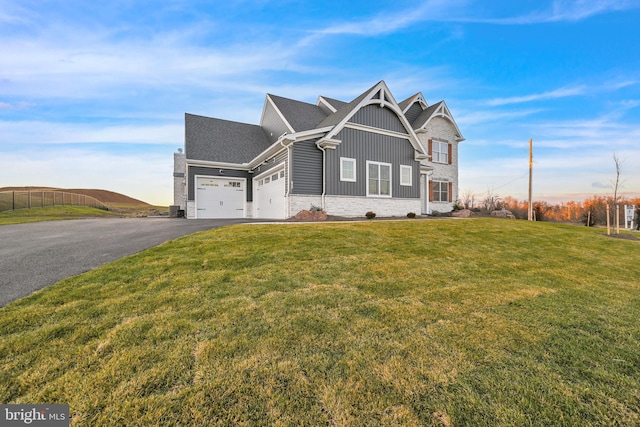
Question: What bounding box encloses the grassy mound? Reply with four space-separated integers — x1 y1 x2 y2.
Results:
0 206 120 225
1 219 638 425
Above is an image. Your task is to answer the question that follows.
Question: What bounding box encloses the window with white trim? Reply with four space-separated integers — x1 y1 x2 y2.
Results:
367 161 391 197
400 165 412 186
433 181 449 202
340 157 356 182
432 141 449 164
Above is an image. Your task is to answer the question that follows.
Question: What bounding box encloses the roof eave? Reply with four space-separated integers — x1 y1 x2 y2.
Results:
247 126 333 168
186 159 251 170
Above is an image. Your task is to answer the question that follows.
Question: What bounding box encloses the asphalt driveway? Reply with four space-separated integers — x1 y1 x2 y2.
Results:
0 218 252 307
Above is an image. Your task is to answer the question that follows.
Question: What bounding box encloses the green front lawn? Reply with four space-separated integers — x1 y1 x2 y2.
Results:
1 219 638 426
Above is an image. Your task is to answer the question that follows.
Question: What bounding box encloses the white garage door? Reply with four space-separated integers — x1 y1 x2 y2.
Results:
254 168 286 219
196 176 245 219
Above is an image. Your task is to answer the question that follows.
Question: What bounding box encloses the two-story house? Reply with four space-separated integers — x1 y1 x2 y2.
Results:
173 80 464 219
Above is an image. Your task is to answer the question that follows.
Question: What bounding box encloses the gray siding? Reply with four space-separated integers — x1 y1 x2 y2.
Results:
327 128 419 199
252 149 289 193
188 166 252 201
261 100 290 144
348 105 407 134
291 139 322 195
405 103 423 125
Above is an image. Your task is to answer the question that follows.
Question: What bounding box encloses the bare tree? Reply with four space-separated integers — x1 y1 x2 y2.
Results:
610 153 625 228
482 188 501 211
460 189 476 209
611 153 623 205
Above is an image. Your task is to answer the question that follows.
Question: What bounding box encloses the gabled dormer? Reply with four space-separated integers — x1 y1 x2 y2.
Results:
399 93 429 125
260 94 329 143
317 96 347 115
260 94 295 144
413 100 464 142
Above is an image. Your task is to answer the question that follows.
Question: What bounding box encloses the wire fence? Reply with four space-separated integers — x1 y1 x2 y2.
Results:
0 191 108 213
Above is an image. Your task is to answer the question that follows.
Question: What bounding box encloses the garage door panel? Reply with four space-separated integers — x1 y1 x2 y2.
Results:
196 177 245 218
254 168 285 219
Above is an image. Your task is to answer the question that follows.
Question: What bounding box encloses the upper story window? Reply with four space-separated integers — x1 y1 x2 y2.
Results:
340 157 356 182
432 140 450 164
400 165 412 186
367 161 391 197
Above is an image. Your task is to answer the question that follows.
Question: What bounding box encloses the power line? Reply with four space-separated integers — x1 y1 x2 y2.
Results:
491 170 529 191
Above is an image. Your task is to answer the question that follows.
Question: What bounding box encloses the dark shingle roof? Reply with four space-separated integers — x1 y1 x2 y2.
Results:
412 101 443 130
319 96 348 111
185 113 271 163
268 94 328 132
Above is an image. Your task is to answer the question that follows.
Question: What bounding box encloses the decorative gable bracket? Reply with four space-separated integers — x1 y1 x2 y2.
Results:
415 153 429 162
316 137 342 150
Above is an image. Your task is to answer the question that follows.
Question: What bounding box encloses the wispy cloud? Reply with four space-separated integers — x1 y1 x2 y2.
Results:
0 34 304 100
534 114 640 143
456 108 544 126
0 101 32 109
0 1 33 25
0 120 182 145
485 86 586 106
311 0 640 36
547 0 638 22
592 181 611 189
312 0 470 37
618 100 640 110
469 0 640 24
605 79 639 90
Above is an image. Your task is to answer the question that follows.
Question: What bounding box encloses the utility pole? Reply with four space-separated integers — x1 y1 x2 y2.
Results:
528 138 533 221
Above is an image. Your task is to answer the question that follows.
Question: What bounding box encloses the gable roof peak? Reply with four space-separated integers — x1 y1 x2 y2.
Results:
315 80 427 156
413 100 464 141
399 92 428 113
262 93 328 134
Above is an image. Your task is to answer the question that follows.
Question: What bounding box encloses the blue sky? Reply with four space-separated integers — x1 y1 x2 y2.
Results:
1 0 639 206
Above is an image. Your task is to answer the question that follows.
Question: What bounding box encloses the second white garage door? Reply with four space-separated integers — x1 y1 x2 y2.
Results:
196 176 245 218
254 168 286 219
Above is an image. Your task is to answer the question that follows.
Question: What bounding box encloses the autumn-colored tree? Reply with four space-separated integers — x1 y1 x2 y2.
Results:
533 201 553 222
502 196 527 219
